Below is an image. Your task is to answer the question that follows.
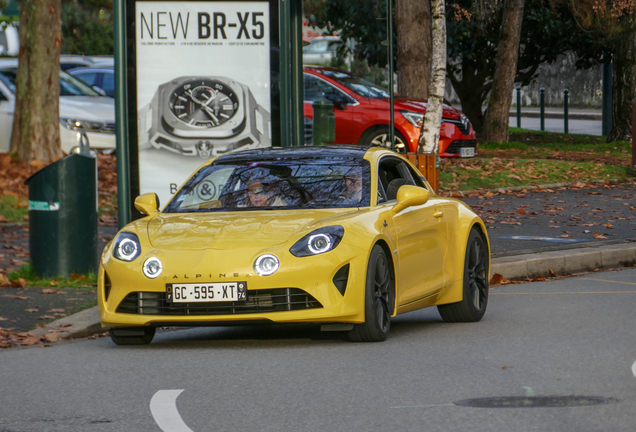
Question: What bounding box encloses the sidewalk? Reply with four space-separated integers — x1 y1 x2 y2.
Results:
1 180 635 345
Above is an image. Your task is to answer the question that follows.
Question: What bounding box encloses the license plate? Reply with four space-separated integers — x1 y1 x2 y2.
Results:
166 282 247 303
460 147 475 157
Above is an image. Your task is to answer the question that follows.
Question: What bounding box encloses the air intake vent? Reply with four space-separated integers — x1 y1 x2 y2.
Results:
332 264 350 296
116 288 322 316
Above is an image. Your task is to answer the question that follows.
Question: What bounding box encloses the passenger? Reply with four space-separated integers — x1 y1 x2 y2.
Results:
339 167 363 202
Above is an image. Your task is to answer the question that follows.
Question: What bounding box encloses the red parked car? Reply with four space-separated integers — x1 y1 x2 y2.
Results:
303 67 477 157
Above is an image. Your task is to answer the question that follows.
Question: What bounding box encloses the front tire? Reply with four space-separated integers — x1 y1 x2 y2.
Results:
360 127 409 153
109 327 156 345
438 228 489 322
349 245 395 342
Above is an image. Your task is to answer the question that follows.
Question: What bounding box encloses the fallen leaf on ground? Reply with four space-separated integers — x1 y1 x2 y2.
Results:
490 273 511 286
24 308 39 313
37 315 56 320
47 308 65 313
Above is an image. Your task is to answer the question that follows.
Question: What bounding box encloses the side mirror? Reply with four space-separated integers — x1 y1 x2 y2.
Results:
135 193 160 216
391 185 429 214
92 85 107 97
324 93 348 110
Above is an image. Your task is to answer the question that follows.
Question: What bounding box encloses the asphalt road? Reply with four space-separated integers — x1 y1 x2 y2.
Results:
1 268 635 431
509 116 602 136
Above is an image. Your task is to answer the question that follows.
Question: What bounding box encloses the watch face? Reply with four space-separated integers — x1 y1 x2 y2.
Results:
168 79 240 128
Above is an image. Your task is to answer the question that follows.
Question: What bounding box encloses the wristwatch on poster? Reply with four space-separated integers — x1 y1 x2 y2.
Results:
138 76 271 158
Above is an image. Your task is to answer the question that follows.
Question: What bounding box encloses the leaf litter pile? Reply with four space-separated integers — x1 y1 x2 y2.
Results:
0 152 117 225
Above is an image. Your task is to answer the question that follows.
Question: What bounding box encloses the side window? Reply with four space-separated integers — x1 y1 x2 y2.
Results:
304 74 354 104
378 157 415 201
101 72 115 97
73 72 98 87
377 175 388 204
0 90 7 102
405 164 427 189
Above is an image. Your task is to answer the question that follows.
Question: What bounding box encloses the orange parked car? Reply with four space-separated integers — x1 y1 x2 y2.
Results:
303 67 477 157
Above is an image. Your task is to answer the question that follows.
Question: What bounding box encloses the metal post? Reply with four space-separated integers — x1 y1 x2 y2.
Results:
279 0 291 147
602 53 613 136
114 0 130 228
540 87 545 131
516 86 521 128
564 89 569 134
387 0 395 151
290 0 304 147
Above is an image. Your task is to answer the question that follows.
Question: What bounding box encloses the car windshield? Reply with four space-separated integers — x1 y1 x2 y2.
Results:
319 70 391 98
165 156 371 212
0 68 100 97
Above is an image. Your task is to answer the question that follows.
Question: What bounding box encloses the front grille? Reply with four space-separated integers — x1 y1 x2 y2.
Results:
99 123 116 134
444 118 471 135
445 139 476 154
116 288 323 316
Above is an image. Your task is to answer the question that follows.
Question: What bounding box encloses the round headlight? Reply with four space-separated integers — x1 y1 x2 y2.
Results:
143 257 163 279
118 238 139 260
254 254 279 276
308 234 331 254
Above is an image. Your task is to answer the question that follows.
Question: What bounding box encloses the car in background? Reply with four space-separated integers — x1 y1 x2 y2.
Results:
60 54 114 72
303 67 477 157
69 66 115 98
303 36 340 65
0 58 115 153
0 24 19 56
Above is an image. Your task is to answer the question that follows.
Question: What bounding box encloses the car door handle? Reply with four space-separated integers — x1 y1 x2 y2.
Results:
434 209 443 218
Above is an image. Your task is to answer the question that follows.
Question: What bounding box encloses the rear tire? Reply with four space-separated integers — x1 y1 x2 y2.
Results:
438 228 489 322
349 245 395 342
109 327 156 345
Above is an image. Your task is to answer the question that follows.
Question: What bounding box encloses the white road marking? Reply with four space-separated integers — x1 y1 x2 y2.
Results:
632 360 636 378
522 386 535 397
150 390 194 432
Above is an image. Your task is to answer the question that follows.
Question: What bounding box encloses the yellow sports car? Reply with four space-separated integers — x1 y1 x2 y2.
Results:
98 146 490 345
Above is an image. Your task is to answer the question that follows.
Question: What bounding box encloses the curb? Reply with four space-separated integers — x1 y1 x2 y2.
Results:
29 306 103 341
490 242 636 281
34 243 636 341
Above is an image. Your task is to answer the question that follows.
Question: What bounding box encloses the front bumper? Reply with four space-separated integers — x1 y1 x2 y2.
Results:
98 243 370 329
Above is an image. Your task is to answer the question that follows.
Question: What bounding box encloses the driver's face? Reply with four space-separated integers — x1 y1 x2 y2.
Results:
248 183 272 207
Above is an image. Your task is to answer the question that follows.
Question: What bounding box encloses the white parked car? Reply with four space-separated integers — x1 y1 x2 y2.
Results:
0 24 19 56
0 59 115 154
303 36 340 65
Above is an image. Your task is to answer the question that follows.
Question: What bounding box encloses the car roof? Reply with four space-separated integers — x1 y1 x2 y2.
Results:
68 67 113 74
215 145 374 163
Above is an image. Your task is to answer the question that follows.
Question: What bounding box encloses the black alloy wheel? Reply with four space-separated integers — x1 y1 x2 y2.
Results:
438 228 489 322
360 128 408 154
349 245 395 342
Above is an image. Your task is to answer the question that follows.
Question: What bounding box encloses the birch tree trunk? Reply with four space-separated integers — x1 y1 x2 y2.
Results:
395 0 432 99
481 0 524 143
9 0 63 163
417 0 445 155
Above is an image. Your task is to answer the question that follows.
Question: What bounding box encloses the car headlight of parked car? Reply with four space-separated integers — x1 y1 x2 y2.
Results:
290 226 345 257
401 111 424 127
113 232 142 262
60 118 107 133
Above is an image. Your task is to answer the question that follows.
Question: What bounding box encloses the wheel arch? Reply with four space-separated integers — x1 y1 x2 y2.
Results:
358 124 408 147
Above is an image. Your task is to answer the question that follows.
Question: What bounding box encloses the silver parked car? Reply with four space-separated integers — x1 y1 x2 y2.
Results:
0 58 115 153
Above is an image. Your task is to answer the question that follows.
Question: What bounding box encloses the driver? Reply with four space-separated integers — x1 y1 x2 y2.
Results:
247 177 288 207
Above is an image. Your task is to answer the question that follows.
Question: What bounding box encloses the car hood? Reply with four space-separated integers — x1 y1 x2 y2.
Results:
59 96 115 122
394 98 461 120
145 208 367 250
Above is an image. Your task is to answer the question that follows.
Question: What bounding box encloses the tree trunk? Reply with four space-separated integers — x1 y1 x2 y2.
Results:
447 59 491 134
395 0 432 99
481 0 524 143
10 0 63 163
417 0 445 155
607 35 636 142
